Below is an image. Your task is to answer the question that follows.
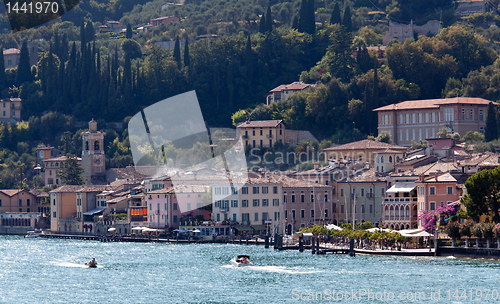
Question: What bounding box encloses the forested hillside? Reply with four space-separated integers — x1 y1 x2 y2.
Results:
2 0 500 189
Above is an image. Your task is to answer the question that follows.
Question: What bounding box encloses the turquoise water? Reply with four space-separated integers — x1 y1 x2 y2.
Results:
1 236 499 303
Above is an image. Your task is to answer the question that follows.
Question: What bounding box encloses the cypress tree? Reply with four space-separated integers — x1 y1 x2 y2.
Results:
0 48 6 95
331 3 341 25
173 36 181 68
17 41 32 85
485 102 499 141
266 6 272 32
308 0 315 34
259 11 266 33
126 23 133 39
80 19 86 55
123 52 131 89
298 0 307 33
85 21 95 42
183 39 190 67
292 14 299 30
343 6 352 32
371 61 379 134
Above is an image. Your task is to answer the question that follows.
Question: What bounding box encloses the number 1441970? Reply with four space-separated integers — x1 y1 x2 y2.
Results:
5 2 59 14
445 289 498 301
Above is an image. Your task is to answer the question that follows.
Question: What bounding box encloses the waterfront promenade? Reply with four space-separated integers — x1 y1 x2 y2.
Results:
38 233 440 257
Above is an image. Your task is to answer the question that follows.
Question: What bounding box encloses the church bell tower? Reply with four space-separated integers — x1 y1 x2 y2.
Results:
81 119 106 184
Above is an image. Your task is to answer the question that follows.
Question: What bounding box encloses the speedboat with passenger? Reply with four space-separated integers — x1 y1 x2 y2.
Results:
24 231 40 238
230 255 253 267
85 259 97 268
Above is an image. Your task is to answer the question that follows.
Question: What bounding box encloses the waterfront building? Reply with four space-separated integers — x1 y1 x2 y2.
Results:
415 173 463 229
382 174 419 230
337 169 387 228
282 176 334 235
0 189 37 213
374 97 498 147
211 176 283 236
146 185 211 229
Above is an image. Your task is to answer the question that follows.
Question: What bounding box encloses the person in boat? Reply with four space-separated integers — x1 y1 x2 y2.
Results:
241 257 248 264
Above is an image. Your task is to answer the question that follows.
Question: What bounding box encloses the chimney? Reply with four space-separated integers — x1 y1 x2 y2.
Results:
314 162 319 170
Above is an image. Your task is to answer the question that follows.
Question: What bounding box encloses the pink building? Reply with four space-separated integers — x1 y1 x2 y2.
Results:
145 185 211 229
416 173 462 229
374 97 498 147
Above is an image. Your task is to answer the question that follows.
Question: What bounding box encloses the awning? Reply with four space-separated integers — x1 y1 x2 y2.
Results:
108 228 116 232
398 229 433 237
386 183 418 193
234 226 253 231
83 207 106 216
251 225 267 231
326 224 342 231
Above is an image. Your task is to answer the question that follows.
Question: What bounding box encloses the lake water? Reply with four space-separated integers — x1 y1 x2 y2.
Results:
1 235 499 303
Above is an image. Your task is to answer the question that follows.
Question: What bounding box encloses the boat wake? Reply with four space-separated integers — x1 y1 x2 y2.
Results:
50 261 103 268
222 265 323 274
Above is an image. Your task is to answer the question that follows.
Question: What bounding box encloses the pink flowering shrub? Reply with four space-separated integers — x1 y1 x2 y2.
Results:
418 202 461 233
493 224 500 239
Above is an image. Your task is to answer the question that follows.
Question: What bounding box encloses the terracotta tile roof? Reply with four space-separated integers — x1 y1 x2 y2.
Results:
0 97 22 102
408 162 459 176
424 172 457 183
460 152 500 167
43 156 82 162
0 189 28 197
374 97 498 112
269 81 310 93
346 168 387 182
49 185 86 193
237 120 284 128
323 139 407 152
373 148 406 154
49 185 112 193
3 48 20 55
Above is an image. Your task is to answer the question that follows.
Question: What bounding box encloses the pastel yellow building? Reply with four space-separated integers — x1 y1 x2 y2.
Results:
237 120 285 148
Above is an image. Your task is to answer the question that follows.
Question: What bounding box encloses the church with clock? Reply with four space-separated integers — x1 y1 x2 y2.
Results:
81 119 106 184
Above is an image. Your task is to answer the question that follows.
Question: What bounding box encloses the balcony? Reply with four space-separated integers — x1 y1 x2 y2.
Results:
266 134 273 138
220 207 229 212
262 220 272 225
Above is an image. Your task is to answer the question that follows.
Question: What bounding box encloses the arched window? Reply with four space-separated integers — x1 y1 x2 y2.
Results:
395 206 399 218
390 206 394 218
406 206 410 217
85 141 89 151
94 140 100 151
381 156 384 163
389 156 392 163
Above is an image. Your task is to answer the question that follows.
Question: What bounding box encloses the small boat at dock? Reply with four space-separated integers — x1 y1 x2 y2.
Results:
24 231 41 238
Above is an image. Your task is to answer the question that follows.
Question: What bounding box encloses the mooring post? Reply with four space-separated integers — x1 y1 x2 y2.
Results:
299 236 304 252
278 235 283 250
265 235 269 248
274 233 278 249
312 236 316 254
349 238 355 257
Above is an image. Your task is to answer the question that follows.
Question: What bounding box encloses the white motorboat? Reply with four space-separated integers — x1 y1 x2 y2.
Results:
24 231 40 238
230 255 253 267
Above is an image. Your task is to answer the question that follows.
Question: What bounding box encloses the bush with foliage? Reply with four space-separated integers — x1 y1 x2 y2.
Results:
471 223 483 239
445 221 461 240
460 220 474 238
